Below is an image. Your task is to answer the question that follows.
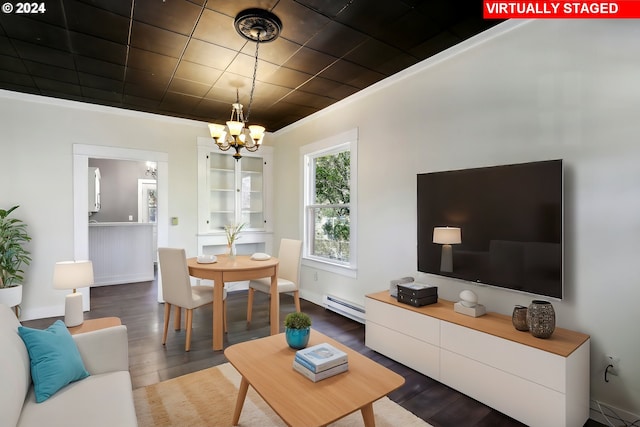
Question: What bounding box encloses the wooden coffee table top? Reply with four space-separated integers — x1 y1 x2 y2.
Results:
224 329 405 427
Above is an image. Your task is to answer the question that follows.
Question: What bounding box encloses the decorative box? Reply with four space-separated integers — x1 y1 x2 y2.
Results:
389 276 414 297
397 293 438 307
397 283 438 299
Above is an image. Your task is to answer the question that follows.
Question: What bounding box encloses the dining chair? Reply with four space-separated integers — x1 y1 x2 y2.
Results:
246 238 303 325
158 247 227 351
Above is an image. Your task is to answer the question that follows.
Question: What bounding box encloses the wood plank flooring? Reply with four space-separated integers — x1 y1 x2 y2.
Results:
23 279 602 427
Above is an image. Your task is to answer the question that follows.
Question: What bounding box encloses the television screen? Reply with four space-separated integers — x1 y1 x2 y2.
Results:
417 159 563 299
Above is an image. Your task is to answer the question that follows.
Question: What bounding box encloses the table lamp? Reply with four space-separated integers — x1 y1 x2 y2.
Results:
53 260 94 327
433 227 461 272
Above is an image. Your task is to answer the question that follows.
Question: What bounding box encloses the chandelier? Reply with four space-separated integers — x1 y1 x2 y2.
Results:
208 8 282 161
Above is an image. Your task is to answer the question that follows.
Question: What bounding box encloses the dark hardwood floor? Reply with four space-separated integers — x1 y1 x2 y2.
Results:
24 278 602 427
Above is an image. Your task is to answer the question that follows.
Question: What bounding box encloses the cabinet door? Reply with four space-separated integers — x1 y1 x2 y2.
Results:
198 144 271 234
208 152 236 230
238 156 264 229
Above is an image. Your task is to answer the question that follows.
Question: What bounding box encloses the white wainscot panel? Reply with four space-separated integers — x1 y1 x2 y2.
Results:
89 223 154 286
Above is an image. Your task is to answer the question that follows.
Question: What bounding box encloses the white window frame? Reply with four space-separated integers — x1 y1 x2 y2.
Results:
301 129 358 278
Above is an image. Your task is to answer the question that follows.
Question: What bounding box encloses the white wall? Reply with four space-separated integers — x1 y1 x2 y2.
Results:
271 19 640 421
0 92 208 319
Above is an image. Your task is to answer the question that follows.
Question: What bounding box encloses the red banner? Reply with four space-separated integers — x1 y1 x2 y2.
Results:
483 1 640 18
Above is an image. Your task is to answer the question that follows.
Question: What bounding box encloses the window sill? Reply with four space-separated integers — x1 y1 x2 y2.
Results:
302 257 357 279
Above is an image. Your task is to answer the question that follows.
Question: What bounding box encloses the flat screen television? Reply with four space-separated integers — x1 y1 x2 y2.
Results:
417 159 563 299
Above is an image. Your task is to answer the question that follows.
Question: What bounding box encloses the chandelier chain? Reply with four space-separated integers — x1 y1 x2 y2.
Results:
245 35 260 124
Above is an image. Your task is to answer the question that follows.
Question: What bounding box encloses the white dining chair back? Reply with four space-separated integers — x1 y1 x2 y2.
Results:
158 247 225 351
247 238 303 324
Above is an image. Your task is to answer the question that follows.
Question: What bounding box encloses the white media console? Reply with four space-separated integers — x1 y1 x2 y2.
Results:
365 291 590 427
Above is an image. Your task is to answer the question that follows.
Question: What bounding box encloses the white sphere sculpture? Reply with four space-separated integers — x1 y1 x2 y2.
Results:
459 290 478 308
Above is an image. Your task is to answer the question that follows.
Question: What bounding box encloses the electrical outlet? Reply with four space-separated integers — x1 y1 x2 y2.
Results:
313 271 318 281
606 355 619 376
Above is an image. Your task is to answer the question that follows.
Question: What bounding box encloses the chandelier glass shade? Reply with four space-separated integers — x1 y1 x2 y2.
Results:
208 9 281 161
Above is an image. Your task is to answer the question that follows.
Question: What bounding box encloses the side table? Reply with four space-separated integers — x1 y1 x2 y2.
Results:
68 317 121 335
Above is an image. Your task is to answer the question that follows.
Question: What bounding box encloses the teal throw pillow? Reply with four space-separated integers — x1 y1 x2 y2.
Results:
18 320 90 403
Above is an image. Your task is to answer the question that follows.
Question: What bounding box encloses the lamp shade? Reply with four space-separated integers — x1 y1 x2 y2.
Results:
433 227 462 245
248 125 265 142
226 120 244 136
208 123 226 140
53 261 94 290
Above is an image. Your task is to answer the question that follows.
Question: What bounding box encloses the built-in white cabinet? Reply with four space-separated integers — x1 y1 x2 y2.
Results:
196 137 273 257
365 291 590 427
88 167 100 213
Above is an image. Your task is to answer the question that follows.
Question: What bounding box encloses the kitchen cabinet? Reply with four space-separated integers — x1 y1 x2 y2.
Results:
88 167 100 213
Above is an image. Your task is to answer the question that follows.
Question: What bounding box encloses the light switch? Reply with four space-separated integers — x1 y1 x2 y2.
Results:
128 215 133 221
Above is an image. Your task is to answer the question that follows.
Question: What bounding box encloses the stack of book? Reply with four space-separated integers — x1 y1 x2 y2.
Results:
292 342 348 382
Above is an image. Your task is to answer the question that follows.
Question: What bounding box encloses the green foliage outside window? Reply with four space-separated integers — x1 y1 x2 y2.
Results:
313 150 350 262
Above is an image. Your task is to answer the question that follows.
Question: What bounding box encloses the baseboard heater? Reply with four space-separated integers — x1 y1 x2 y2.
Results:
322 294 366 324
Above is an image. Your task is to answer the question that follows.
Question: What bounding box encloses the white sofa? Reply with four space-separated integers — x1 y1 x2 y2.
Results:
0 303 138 427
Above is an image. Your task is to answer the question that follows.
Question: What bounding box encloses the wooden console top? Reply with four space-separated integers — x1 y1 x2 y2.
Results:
366 291 589 357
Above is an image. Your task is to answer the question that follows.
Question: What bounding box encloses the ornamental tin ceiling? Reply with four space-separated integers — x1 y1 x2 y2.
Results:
0 0 503 131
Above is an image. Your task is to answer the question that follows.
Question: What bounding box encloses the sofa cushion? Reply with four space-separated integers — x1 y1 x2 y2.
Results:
18 320 90 403
17 371 138 427
0 304 31 427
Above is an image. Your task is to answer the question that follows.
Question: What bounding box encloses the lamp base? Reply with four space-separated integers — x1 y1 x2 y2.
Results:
64 292 84 327
440 244 453 272
454 301 486 317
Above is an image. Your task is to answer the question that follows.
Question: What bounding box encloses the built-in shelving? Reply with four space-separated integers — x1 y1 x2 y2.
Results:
196 137 273 261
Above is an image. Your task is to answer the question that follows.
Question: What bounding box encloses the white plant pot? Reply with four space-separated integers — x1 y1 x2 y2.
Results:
0 284 23 308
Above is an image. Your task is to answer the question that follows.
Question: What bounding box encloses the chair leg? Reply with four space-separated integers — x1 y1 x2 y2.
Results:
246 287 255 325
162 302 171 345
174 305 182 331
185 308 193 352
293 290 301 313
223 300 228 333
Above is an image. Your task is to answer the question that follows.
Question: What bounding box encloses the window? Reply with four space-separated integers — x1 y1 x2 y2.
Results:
302 129 357 277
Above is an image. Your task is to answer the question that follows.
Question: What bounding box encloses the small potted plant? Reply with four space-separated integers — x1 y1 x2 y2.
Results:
284 312 312 349
0 205 31 312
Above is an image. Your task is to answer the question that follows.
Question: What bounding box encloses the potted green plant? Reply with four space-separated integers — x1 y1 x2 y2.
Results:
0 205 31 311
284 312 312 349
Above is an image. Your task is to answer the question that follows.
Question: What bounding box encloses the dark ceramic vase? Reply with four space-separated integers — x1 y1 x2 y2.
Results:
512 305 529 331
527 300 555 339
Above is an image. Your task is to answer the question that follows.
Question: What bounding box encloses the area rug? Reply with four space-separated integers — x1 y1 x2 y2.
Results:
133 362 431 427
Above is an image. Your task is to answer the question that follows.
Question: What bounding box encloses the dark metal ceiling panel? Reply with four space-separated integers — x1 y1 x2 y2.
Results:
65 0 130 44
0 0 503 130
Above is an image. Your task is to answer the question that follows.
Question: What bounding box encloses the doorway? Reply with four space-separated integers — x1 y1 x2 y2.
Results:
138 179 157 224
138 178 158 263
73 144 169 309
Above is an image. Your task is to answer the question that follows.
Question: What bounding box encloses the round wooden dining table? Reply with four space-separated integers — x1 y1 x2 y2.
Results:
187 254 279 351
